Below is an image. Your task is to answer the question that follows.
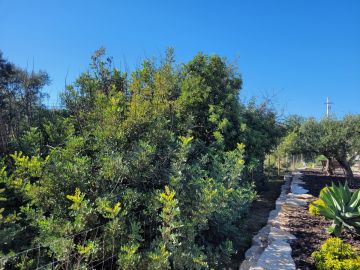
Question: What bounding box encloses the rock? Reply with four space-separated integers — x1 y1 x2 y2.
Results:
285 193 314 207
257 240 296 270
285 196 308 207
290 173 309 194
267 209 280 226
240 245 265 270
239 172 305 270
245 245 264 258
291 184 309 194
268 227 296 244
252 226 270 246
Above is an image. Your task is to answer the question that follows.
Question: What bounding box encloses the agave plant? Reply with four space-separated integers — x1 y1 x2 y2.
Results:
313 182 360 236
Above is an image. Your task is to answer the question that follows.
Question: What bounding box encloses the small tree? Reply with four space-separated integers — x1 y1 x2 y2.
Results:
296 116 360 184
0 51 49 155
240 99 284 186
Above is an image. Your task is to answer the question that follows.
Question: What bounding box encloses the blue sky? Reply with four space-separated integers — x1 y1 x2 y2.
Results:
1 0 359 118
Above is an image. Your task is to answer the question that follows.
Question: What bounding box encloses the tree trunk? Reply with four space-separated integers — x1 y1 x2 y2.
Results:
292 155 295 170
336 158 354 186
277 157 280 176
325 158 334 176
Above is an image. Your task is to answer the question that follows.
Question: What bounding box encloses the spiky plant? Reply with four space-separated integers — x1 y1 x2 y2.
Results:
313 182 360 236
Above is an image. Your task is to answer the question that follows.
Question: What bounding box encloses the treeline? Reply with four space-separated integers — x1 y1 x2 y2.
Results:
0 52 51 155
0 49 283 269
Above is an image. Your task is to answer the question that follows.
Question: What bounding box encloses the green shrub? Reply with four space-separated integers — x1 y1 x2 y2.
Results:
1 50 264 269
309 198 325 216
309 186 331 216
312 237 360 270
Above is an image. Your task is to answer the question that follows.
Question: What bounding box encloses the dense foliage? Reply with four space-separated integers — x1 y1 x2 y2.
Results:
264 114 304 173
308 186 329 217
269 115 360 181
294 117 360 181
240 100 284 187
312 237 360 270
0 49 282 269
0 52 53 156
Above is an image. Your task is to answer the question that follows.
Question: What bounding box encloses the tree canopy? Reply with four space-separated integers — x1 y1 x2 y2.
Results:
0 51 50 155
293 116 360 181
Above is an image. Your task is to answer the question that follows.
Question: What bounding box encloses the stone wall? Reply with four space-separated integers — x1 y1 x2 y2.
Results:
239 172 312 270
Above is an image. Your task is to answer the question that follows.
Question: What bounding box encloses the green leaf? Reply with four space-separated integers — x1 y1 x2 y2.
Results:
349 189 360 209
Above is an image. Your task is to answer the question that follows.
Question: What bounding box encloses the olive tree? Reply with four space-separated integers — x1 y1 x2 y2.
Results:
297 115 360 184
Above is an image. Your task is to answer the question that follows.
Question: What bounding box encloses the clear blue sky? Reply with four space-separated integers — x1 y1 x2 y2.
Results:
1 0 359 118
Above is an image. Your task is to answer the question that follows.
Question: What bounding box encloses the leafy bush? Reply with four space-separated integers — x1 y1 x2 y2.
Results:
309 198 325 216
309 186 331 216
312 237 360 270
0 49 281 269
312 183 360 236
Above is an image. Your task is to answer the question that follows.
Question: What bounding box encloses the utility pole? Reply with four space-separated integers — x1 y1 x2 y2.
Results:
325 97 333 117
324 97 334 173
